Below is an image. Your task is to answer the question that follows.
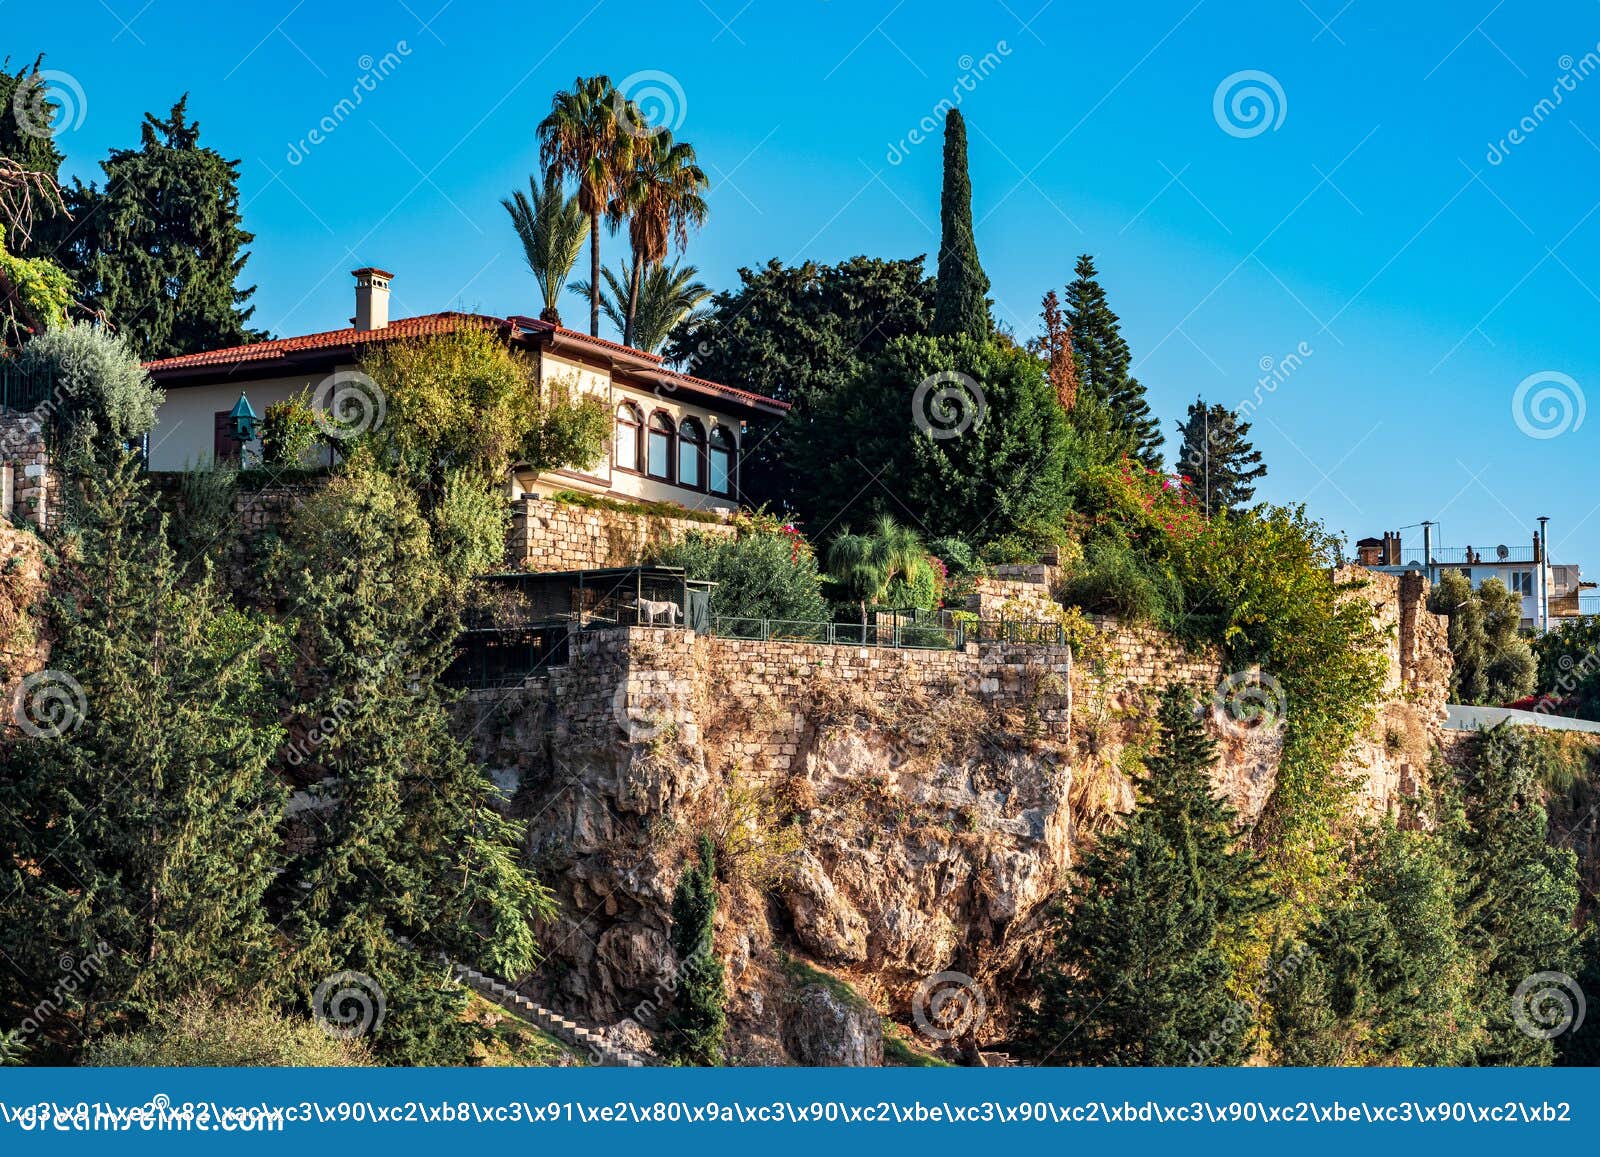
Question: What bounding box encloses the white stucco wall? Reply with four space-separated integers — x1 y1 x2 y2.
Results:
146 370 335 472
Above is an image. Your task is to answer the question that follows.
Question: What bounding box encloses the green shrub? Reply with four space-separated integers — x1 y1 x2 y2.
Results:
1056 530 1179 624
653 529 828 623
659 837 726 1065
261 390 319 468
82 994 373 1067
18 321 163 468
431 469 510 580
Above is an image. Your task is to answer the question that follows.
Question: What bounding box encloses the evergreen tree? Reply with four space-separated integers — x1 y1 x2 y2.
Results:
1175 399 1267 516
1427 572 1536 705
0 55 66 251
1063 254 1161 466
931 109 989 341
792 332 1072 551
664 255 935 505
1444 725 1580 1065
659 836 726 1065
1025 687 1266 1064
274 466 554 1065
56 96 260 359
0 458 284 1055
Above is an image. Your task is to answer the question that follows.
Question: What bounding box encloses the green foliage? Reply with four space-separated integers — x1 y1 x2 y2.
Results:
0 458 285 1054
17 320 162 469
795 333 1071 550
274 466 554 1065
664 255 935 504
502 170 587 325
660 836 726 1065
0 55 66 196
260 390 319 469
57 97 261 360
0 222 71 341
1174 399 1266 516
82 993 373 1067
1063 254 1161 467
931 110 989 341
1025 688 1268 1065
1056 525 1181 624
548 488 724 523
652 528 828 622
1428 571 1536 706
571 258 711 353
1269 823 1482 1065
1534 616 1600 719
826 515 935 624
1441 725 1580 1065
431 467 510 580
171 458 240 579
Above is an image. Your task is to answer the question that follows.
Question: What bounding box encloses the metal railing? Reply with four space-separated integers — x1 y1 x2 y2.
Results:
1396 546 1536 566
707 616 1070 651
0 366 52 414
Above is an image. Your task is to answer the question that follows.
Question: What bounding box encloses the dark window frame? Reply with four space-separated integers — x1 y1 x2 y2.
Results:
708 423 737 499
614 401 644 474
646 409 676 482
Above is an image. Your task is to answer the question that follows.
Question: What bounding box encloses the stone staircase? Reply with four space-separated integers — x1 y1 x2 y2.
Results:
449 961 650 1068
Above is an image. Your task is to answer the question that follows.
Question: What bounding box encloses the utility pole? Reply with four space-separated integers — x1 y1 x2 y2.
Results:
1538 515 1551 634
1421 521 1435 585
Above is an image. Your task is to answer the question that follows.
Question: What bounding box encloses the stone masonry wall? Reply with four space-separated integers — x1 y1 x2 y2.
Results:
510 497 734 572
0 415 59 531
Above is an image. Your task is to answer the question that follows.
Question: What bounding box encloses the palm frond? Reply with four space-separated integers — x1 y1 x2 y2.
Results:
502 172 587 324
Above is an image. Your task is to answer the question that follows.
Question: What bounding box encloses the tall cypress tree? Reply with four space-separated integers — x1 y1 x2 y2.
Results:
1175 399 1267 515
0 458 284 1056
659 835 727 1065
1063 254 1162 466
931 110 989 341
1024 687 1266 1064
274 465 554 1066
57 96 261 359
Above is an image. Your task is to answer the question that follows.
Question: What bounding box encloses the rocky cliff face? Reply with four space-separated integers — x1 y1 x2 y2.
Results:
466 570 1453 1065
0 518 49 732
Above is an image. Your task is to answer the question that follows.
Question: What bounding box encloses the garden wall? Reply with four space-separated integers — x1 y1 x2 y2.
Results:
509 496 733 572
0 414 58 531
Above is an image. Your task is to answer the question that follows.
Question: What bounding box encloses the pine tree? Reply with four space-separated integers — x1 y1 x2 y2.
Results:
660 835 726 1065
1063 254 1162 466
1444 725 1579 1066
931 110 989 341
56 96 261 359
0 458 284 1055
1175 399 1267 516
274 466 554 1065
1025 687 1266 1064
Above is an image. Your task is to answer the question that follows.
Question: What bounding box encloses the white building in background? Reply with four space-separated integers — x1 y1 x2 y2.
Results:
142 268 789 513
1355 529 1594 631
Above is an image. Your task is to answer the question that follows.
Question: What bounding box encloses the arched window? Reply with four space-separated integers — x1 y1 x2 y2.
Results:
677 418 705 490
708 425 736 497
646 411 675 481
614 402 643 472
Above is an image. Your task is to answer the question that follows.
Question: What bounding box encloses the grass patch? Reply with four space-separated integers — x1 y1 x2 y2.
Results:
464 993 586 1067
780 954 871 1011
881 1020 951 1067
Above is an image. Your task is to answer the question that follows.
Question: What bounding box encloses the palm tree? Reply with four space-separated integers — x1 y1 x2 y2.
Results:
537 76 634 337
825 516 931 633
575 259 711 354
501 171 587 325
608 130 708 347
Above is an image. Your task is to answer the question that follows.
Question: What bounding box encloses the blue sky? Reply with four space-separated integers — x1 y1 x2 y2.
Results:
20 0 1600 567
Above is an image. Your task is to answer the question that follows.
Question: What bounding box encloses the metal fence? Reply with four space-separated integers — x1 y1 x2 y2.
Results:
0 366 52 414
707 616 1070 651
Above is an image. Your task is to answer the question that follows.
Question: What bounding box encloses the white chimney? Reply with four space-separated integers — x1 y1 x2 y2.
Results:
351 267 393 331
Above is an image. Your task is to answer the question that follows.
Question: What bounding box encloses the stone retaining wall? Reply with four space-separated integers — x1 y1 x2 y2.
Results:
509 497 734 572
0 415 58 531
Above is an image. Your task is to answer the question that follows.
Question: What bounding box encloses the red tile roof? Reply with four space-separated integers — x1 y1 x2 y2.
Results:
142 312 789 415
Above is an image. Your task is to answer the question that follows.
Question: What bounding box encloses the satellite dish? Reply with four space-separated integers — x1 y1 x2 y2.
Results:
1496 544 1510 561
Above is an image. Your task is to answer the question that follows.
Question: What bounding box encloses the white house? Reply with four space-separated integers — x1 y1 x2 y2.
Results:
142 268 788 512
1355 529 1593 630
